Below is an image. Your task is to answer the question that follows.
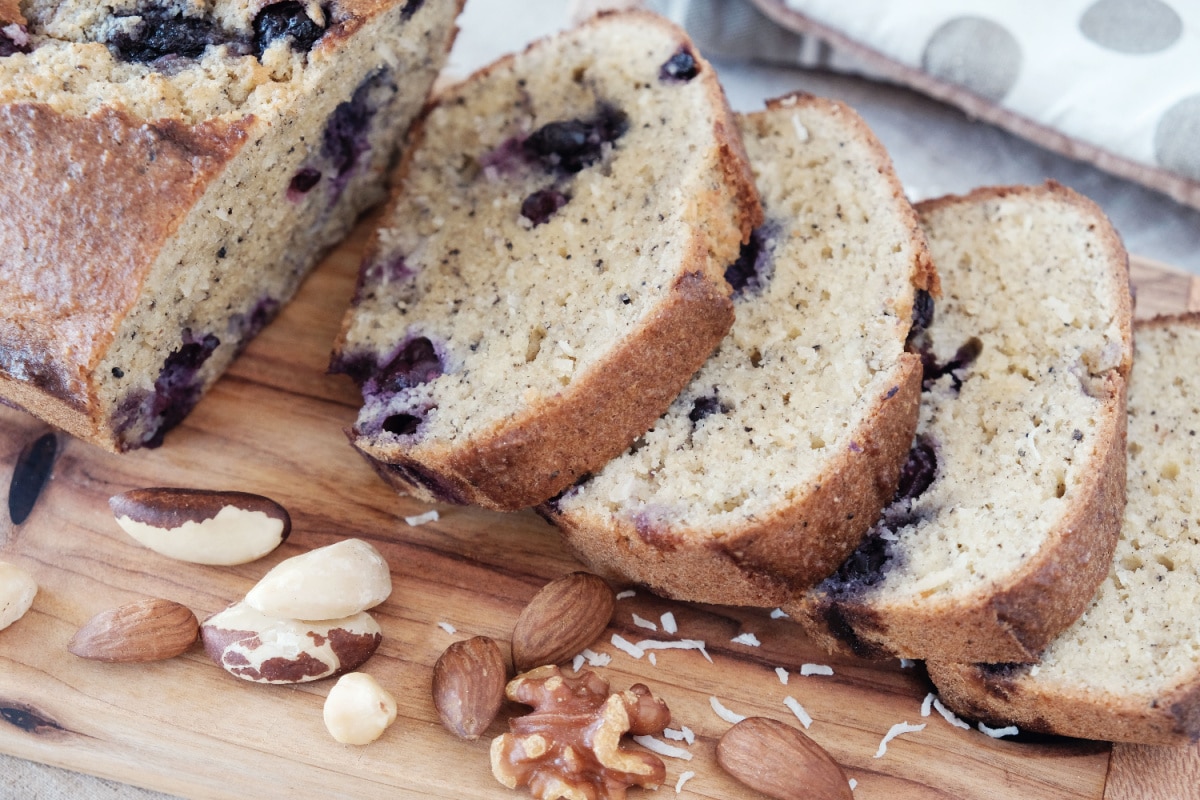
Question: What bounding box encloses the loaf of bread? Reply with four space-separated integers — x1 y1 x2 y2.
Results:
331 10 761 512
539 94 935 606
928 316 1200 745
0 0 462 451
787 183 1133 663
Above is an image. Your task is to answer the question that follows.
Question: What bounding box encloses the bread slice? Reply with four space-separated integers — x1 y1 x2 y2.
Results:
536 94 935 606
0 0 462 451
331 11 761 512
928 316 1200 745
787 183 1134 663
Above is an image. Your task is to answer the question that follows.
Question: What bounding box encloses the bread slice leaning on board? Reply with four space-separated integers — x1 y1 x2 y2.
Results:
540 93 936 607
787 183 1134 664
928 315 1200 746
331 10 761 511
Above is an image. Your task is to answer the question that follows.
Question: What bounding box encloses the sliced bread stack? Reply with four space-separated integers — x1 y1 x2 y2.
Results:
332 10 761 511
786 184 1134 663
928 316 1200 745
540 94 936 607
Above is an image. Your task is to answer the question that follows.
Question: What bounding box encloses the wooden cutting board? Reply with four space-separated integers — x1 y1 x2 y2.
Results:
1 223 1197 800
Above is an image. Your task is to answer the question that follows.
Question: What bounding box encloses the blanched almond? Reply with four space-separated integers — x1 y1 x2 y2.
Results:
0 562 37 632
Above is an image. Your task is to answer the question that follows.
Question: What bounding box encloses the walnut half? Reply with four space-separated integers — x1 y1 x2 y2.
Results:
490 666 671 800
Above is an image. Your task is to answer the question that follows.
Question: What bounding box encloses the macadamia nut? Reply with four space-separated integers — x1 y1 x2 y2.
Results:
246 538 392 621
0 562 37 632
323 672 397 745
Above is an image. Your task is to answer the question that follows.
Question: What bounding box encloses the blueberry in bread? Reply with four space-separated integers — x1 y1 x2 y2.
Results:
538 94 936 606
788 183 1134 663
0 0 463 451
331 10 762 512
928 316 1200 745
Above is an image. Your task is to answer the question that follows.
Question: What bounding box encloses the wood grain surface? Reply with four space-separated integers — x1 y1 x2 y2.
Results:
1 225 1197 800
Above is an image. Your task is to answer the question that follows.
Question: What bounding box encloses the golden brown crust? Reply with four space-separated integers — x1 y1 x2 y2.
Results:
789 183 1133 662
927 660 1200 746
0 104 249 446
0 0 24 27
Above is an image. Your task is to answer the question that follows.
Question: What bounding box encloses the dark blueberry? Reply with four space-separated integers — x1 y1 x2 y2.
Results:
520 188 569 226
253 1 327 58
522 104 629 174
323 69 397 199
111 367 125 378
400 0 426 20
367 337 442 395
328 349 377 385
894 437 936 503
724 226 774 296
911 289 934 332
382 413 422 436
385 456 464 504
979 662 1027 677
659 46 699 82
920 336 983 391
287 167 322 201
0 24 31 57
828 532 894 593
688 393 729 426
110 9 237 64
113 330 221 448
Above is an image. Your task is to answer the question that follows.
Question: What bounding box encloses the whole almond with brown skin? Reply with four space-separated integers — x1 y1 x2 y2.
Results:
69 599 199 663
717 717 853 800
511 572 615 672
432 636 507 740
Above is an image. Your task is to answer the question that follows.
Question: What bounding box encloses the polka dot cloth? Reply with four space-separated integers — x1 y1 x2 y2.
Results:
770 0 1200 181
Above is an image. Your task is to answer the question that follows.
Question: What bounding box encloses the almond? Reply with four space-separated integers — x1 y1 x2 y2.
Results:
511 572 614 672
69 598 199 663
432 636 507 740
717 717 852 800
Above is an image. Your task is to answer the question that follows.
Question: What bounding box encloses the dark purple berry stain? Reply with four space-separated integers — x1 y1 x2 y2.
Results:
385 457 464 504
252 1 327 58
322 69 397 200
659 46 700 82
520 188 570 226
724 225 774 297
230 297 280 353
893 437 937 503
400 0 426 20
687 393 729 427
827 532 894 594
110 9 240 63
365 336 443 396
911 289 934 333
0 24 31 57
920 336 983 391
522 104 629 175
287 167 322 201
382 413 422 436
114 330 221 448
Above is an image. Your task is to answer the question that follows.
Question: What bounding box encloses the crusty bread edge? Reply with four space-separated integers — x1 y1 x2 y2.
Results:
344 10 762 511
788 182 1134 662
542 93 934 606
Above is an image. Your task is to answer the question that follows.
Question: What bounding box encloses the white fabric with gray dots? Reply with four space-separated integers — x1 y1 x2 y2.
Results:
642 0 1199 189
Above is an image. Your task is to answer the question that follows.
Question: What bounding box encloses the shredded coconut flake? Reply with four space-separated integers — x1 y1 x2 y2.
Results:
770 607 789 619
616 590 636 600
404 510 439 526
899 658 916 669
920 692 935 717
580 648 611 668
800 663 834 676
635 638 711 662
675 770 695 793
572 654 585 671
633 613 658 631
775 667 790 685
731 632 761 647
791 113 810 142
661 612 678 634
709 696 746 724
648 652 657 666
784 696 812 729
978 722 1020 738
611 634 645 659
633 735 693 761
663 726 695 745
849 778 858 791
933 698 971 730
437 622 456 635
874 721 926 758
